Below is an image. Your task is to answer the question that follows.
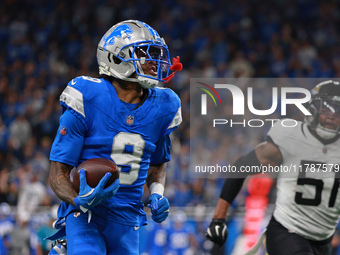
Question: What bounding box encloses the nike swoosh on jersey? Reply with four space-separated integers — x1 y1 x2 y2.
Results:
71 79 77 85
87 197 96 206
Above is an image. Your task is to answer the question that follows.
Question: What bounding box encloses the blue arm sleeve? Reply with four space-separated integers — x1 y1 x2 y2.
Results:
149 134 171 165
49 109 87 167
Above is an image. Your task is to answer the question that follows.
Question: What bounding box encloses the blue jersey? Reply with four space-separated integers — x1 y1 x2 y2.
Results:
50 76 182 227
167 225 194 255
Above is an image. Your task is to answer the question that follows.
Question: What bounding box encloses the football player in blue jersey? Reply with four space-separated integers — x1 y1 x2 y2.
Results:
47 20 182 255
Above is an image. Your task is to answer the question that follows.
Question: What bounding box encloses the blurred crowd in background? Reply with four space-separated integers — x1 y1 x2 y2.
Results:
1 0 340 254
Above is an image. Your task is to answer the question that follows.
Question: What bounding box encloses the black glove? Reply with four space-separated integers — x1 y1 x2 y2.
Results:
206 218 228 246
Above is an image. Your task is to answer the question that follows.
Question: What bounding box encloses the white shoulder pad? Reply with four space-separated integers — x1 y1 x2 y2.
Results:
267 119 299 144
167 106 182 129
60 86 85 117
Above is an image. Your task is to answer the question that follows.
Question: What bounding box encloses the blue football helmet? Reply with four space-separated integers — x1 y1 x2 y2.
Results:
305 80 340 139
97 20 171 88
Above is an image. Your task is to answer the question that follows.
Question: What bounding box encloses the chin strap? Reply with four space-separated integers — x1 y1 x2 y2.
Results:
137 76 159 88
316 124 338 140
163 56 183 83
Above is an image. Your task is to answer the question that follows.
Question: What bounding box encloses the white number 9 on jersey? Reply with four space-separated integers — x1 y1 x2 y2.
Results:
110 132 145 185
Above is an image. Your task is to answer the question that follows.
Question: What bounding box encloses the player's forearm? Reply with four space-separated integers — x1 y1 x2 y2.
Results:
215 143 281 218
49 161 78 206
213 198 231 219
147 163 167 196
146 163 167 189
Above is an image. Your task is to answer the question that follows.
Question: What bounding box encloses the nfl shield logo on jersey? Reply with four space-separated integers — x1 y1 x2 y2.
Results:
60 127 67 135
126 115 134 125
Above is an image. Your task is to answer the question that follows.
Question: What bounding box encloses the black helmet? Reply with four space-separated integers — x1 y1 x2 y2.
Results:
305 80 340 139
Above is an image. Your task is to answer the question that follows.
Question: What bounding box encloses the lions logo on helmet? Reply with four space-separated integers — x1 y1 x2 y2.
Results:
305 80 340 139
97 20 171 89
102 24 133 49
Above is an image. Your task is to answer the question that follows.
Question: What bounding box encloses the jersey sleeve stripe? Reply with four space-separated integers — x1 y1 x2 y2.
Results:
60 86 85 117
167 106 182 129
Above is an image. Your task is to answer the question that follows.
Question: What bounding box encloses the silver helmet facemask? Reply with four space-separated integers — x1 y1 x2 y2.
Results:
97 20 171 89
